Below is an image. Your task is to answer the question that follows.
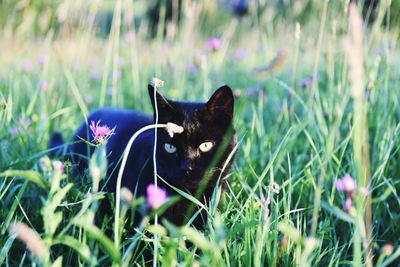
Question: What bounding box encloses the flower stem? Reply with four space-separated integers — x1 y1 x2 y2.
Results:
113 122 183 248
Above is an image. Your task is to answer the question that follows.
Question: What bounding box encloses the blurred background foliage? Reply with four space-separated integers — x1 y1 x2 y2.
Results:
0 0 399 39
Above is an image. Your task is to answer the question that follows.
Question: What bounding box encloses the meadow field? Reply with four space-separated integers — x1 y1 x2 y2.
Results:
1 0 400 266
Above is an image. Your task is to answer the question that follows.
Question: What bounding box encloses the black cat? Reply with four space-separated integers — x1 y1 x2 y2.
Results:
51 84 236 227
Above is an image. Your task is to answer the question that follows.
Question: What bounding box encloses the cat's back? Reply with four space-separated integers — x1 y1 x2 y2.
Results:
73 107 153 145
87 107 152 132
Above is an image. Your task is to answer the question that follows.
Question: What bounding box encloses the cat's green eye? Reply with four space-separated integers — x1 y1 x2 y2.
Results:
164 143 177 154
199 141 214 152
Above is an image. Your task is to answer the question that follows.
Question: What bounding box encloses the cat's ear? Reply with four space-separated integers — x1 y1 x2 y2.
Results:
206 85 234 124
148 84 177 121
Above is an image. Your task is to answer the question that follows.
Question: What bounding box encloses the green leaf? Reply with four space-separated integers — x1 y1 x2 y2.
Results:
0 170 49 190
46 183 73 213
89 145 108 192
320 201 356 224
180 226 213 252
277 222 302 244
73 217 120 262
52 236 94 265
51 256 63 267
146 224 168 237
1 182 28 235
42 183 73 236
0 235 15 265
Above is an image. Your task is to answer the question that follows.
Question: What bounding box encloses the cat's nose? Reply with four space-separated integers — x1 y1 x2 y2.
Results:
180 160 193 173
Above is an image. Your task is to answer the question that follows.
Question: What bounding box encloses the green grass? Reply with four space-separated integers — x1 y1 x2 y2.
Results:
1 0 400 266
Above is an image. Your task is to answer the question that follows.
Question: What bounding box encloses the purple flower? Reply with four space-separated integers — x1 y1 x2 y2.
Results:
90 59 99 67
186 62 198 74
72 61 81 71
300 76 317 89
246 87 260 96
344 197 352 211
116 57 125 67
9 127 21 136
40 81 49 91
85 95 94 105
89 120 115 144
9 118 31 136
19 118 31 128
334 179 344 191
21 60 33 72
124 31 134 44
107 87 114 96
112 70 122 80
234 48 248 59
206 37 222 51
335 174 357 214
146 184 168 209
335 174 356 193
38 55 49 65
90 70 101 81
246 85 265 98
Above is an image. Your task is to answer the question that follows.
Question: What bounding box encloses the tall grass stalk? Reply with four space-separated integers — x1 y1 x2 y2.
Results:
309 0 329 237
100 1 121 107
310 0 329 96
346 3 373 266
111 0 122 107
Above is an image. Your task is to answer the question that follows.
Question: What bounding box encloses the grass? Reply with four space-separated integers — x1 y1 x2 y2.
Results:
1 0 400 266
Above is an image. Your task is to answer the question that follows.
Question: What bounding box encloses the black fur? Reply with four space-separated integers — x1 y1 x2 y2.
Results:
52 84 237 227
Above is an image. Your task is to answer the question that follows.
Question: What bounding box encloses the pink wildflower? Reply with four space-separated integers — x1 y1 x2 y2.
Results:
89 120 115 144
299 76 317 89
107 87 114 96
344 197 352 212
342 174 356 192
186 62 198 74
234 89 242 97
21 60 33 72
72 61 81 71
9 127 21 136
90 70 101 81
146 184 168 209
335 179 344 192
335 174 357 214
20 118 31 128
9 118 31 136
336 174 356 193
124 31 134 44
206 37 222 51
40 81 49 91
234 48 248 59
117 57 125 67
121 187 134 205
112 70 122 80
38 55 49 65
85 96 94 105
52 160 64 175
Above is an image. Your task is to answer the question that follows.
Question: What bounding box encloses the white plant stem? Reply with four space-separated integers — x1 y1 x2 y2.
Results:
113 123 183 248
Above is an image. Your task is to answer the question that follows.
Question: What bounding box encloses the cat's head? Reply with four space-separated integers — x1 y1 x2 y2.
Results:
148 85 236 189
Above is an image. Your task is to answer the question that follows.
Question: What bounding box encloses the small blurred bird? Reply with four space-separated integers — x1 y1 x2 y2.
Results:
252 49 288 79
